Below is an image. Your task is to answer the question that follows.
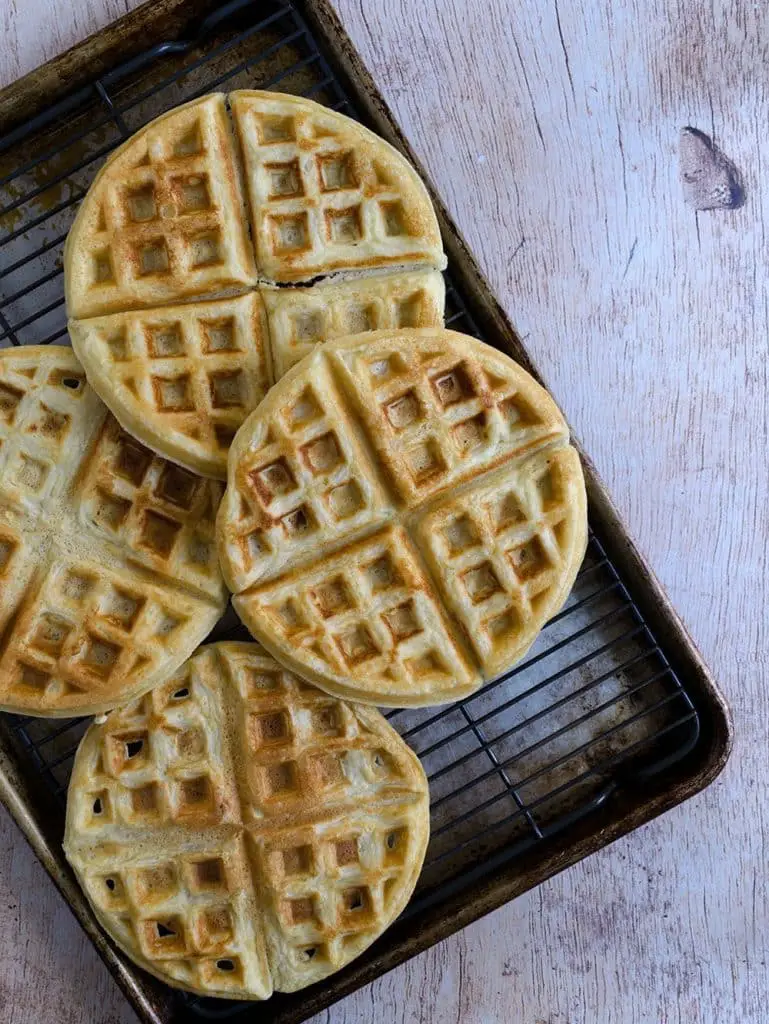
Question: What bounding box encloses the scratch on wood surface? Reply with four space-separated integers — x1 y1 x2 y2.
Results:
707 90 716 140
508 25 546 150
455 934 464 1024
621 237 638 281
616 115 629 211
554 0 575 99
505 237 527 291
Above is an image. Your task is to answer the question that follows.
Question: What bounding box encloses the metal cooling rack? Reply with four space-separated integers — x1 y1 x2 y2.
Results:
0 0 700 1018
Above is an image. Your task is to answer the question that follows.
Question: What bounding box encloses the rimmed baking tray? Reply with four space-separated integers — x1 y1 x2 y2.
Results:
0 2 732 1021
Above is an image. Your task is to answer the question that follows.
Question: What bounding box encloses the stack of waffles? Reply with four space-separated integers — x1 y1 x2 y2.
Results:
0 91 587 1000
66 91 446 478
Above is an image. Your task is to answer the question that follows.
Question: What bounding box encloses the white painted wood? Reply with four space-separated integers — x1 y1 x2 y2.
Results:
0 0 765 1021
0 0 135 88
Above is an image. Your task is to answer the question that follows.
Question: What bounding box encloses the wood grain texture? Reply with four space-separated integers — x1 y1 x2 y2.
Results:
0 0 134 87
0 0 765 1022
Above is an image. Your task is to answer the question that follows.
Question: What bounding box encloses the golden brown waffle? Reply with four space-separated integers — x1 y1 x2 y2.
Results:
64 642 429 999
69 271 444 479
0 346 227 717
217 329 587 707
230 91 445 282
69 293 272 478
65 94 258 319
261 269 445 380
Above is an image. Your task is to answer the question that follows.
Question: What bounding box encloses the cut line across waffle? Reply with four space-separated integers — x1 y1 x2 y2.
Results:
63 642 429 999
217 329 588 708
0 347 227 717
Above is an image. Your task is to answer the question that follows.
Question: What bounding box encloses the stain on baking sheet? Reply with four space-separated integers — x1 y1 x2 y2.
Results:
679 126 744 210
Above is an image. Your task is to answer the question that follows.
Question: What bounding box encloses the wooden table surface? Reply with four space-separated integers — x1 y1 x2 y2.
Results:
0 2 764 1022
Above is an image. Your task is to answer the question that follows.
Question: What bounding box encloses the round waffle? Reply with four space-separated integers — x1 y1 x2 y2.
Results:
66 90 446 479
0 346 227 717
64 642 429 1000
217 328 588 708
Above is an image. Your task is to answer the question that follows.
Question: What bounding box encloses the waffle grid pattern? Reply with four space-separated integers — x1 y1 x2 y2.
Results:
70 293 274 475
0 348 226 715
64 643 428 998
84 834 264 996
65 94 257 318
228 355 392 586
335 337 566 506
250 526 476 696
231 92 443 281
415 448 579 670
262 269 445 379
63 88 446 477
66 90 444 321
71 270 445 478
222 331 586 705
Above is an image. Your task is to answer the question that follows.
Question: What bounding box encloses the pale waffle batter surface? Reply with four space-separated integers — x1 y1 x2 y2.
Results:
217 328 588 708
64 642 429 1000
0 346 227 717
66 91 446 478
